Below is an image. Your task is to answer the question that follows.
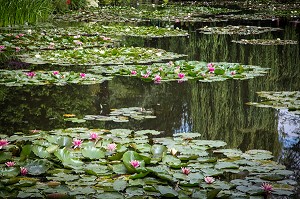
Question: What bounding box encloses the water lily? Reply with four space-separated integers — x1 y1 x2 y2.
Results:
231 71 236 75
167 61 174 66
15 47 21 52
181 167 190 175
89 132 98 140
208 67 215 73
154 75 162 84
207 63 214 68
204 176 215 184
74 40 83 45
0 45 5 51
25 72 36 78
170 148 178 156
130 160 140 168
53 71 59 75
48 42 55 49
261 182 273 194
131 70 137 75
72 139 83 149
80 73 86 78
178 73 185 79
107 143 117 152
74 35 81 39
18 33 24 37
5 161 15 167
20 167 28 176
0 139 9 149
174 67 180 74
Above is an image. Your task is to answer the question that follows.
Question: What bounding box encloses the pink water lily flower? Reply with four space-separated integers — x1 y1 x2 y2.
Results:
0 45 5 51
53 71 59 75
207 63 214 68
20 167 28 176
167 61 174 66
178 73 185 79
107 143 117 152
0 139 9 149
154 75 162 84
89 132 98 140
261 182 273 194
18 33 24 37
231 71 236 75
130 160 140 168
74 40 83 45
131 70 137 75
15 47 21 52
181 167 190 175
208 67 215 73
5 161 15 167
204 176 215 184
142 73 149 78
72 139 83 149
25 72 36 78
80 73 86 78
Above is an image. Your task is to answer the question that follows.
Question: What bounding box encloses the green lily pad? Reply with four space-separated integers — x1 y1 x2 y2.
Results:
81 146 105 159
24 159 52 175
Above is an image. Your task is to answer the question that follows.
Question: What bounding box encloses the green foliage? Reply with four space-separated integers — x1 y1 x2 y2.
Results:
70 0 87 10
51 0 69 13
0 0 54 27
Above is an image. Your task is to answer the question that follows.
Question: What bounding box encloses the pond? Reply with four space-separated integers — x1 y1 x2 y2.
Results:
0 2 299 199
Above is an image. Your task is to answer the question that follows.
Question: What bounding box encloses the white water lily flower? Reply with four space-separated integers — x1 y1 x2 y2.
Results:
35 54 41 58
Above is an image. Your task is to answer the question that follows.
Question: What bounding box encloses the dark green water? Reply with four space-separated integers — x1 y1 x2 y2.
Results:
0 17 299 195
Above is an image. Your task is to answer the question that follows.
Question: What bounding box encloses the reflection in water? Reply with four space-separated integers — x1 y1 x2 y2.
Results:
278 109 300 149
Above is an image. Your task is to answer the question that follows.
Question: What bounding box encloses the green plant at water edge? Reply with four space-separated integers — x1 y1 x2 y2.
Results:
70 0 88 10
52 0 69 14
0 0 53 27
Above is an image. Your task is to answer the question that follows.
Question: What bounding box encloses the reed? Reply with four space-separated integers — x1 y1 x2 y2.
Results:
0 0 53 27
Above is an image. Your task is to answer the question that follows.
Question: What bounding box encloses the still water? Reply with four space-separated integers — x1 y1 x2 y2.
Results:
0 16 299 192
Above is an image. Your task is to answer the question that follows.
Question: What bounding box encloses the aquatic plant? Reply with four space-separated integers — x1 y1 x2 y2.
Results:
247 91 300 114
53 5 239 23
198 25 282 35
19 47 186 66
0 128 296 198
232 39 298 45
0 32 118 51
38 24 189 38
0 70 112 86
104 60 269 83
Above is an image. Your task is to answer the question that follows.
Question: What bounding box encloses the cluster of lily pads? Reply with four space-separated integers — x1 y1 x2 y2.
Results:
0 32 117 52
0 70 112 86
215 14 279 21
53 5 239 23
42 24 189 38
92 60 269 83
64 107 156 123
247 91 300 115
0 129 296 198
231 39 298 45
18 47 186 66
198 25 282 35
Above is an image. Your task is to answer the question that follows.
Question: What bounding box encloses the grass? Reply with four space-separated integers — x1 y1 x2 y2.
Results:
0 0 53 27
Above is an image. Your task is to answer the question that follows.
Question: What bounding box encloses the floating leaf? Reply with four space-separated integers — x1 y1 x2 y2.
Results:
25 159 52 175
81 146 105 159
